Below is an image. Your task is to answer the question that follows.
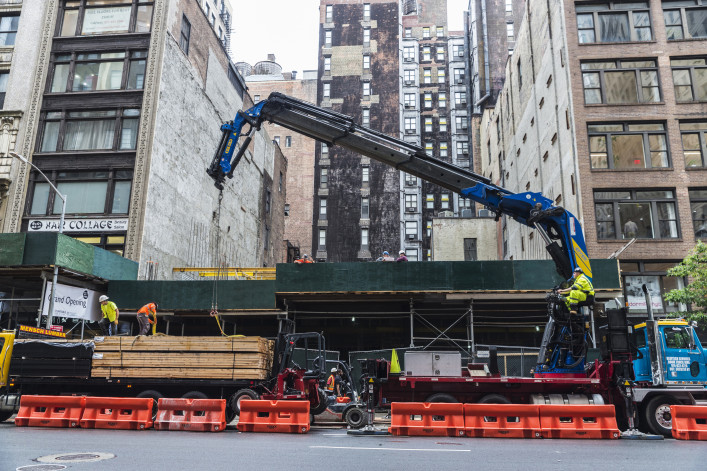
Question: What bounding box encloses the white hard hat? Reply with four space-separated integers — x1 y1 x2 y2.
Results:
331 367 337 373
399 250 405 254
99 295 109 302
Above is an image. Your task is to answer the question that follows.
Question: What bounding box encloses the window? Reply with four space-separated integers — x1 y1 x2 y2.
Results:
663 0 707 40
438 91 447 107
406 249 418 261
263 225 270 252
457 141 469 156
319 228 326 248
279 171 283 192
363 54 370 70
423 26 430 38
254 94 260 103
621 261 686 313
361 197 370 219
326 4 333 22
405 173 416 186
363 81 371 96
425 142 433 155
671 58 707 102
51 51 148 93
405 27 412 38
506 22 514 42
265 189 271 214
320 167 328 188
404 117 416 133
423 68 432 84
404 69 415 83
689 188 707 238
273 136 280 146
426 220 432 237
205 2 210 17
454 68 465 84
40 109 140 153
576 1 652 43
362 165 369 184
455 116 469 132
422 46 431 61
436 47 444 61
681 121 707 167
0 72 7 108
321 143 329 155
324 57 331 72
581 59 661 104
180 15 190 54
403 46 415 61
424 93 432 108
363 28 370 45
506 0 513 12
363 3 370 20
404 93 416 107
594 189 679 239
29 169 133 216
405 221 417 240
325 30 332 47
319 198 327 218
210 13 215 26
464 238 477 261
459 198 472 209
0 13 19 46
426 193 434 209
438 68 446 84
517 59 522 88
588 122 669 169
405 193 418 212
424 117 433 132
441 193 450 209
361 228 369 246
455 91 467 105
452 44 463 57
440 142 448 157
60 1 153 37
362 108 370 126
285 136 292 147
323 83 330 99
439 116 448 132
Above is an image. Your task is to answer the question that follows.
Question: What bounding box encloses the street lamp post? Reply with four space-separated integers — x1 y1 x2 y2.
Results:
10 151 66 329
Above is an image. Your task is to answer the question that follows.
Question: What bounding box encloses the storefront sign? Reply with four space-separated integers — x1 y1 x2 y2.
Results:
624 275 663 312
82 6 131 34
28 218 128 233
19 324 67 339
42 282 103 322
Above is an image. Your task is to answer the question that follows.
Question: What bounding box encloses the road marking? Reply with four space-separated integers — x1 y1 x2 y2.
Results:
310 446 471 452
322 433 348 436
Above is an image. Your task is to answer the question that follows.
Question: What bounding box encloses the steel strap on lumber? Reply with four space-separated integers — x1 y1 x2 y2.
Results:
236 400 310 433
15 395 85 428
155 398 227 432
79 397 154 430
538 404 619 439
388 402 465 437
464 404 541 438
671 405 707 440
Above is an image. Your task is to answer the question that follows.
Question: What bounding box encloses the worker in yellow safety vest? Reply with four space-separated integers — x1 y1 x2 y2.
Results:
559 267 595 315
137 302 158 336
99 295 119 336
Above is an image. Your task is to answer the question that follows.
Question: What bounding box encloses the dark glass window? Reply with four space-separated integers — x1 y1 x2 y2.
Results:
663 0 707 40
0 13 19 46
588 122 669 169
576 2 652 43
59 0 153 37
689 188 707 239
680 121 707 167
180 14 190 54
39 109 141 152
671 57 707 102
594 189 679 240
581 59 660 104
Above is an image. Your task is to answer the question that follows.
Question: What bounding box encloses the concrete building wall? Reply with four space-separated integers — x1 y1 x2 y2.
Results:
431 217 497 260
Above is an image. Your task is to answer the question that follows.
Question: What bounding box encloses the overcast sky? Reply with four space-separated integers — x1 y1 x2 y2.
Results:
231 0 469 75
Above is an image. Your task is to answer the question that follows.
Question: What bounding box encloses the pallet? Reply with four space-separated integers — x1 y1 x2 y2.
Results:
91 367 270 380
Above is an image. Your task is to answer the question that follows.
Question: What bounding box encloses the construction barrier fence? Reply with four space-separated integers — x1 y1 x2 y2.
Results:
671 405 707 441
237 399 310 433
155 398 227 432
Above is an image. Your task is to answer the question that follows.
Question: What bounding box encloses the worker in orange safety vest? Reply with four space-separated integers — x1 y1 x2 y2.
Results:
326 367 340 396
137 302 157 336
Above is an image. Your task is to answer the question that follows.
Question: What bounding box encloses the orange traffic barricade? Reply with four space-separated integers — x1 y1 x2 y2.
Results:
388 402 465 437
237 400 310 433
155 398 227 432
671 405 707 440
464 403 541 438
538 404 619 439
79 397 154 430
14 395 85 428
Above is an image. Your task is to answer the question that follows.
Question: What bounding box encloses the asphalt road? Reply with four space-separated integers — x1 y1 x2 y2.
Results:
2 421 706 471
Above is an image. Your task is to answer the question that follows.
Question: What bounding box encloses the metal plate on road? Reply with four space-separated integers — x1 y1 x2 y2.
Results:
36 452 115 464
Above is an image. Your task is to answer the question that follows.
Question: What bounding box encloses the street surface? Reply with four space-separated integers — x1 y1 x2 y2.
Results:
2 420 707 471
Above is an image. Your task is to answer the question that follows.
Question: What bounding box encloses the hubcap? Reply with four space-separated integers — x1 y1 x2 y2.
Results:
655 404 672 429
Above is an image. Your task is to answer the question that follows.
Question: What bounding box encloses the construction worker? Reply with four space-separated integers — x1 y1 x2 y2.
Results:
98 295 119 336
294 254 314 264
559 267 595 315
137 302 157 336
396 250 408 262
326 367 338 395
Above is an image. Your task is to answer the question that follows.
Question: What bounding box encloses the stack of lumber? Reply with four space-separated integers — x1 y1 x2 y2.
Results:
91 336 274 380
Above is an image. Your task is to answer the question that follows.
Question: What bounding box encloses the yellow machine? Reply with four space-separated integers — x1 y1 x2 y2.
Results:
0 331 15 388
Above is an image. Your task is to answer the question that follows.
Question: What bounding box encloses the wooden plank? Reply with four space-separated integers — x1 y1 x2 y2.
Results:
93 336 272 353
92 352 270 369
90 367 270 380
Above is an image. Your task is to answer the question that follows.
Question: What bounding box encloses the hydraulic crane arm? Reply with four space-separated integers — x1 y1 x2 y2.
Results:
207 92 591 280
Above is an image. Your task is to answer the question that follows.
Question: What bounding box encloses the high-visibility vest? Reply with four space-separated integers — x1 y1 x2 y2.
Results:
326 374 336 391
138 303 157 316
572 274 595 296
101 302 118 322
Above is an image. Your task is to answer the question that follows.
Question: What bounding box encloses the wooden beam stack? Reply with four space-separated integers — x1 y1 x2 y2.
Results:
91 336 274 380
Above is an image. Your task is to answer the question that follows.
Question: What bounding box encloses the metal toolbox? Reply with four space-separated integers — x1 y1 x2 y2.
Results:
404 352 461 377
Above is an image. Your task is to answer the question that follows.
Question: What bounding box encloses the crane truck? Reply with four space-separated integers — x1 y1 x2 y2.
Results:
205 92 707 436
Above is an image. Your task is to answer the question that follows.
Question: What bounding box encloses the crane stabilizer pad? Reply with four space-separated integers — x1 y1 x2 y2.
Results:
620 429 664 440
347 425 391 436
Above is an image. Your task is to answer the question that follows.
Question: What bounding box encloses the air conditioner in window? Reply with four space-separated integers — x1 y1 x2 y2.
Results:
404 104 414 109
460 101 467 106
408 234 415 240
404 57 414 62
461 124 468 130
438 211 454 217
462 151 469 155
404 79 414 85
478 209 493 218
406 180 415 186
406 207 417 213
457 51 464 57
405 129 416 134
456 78 464 84
460 209 473 218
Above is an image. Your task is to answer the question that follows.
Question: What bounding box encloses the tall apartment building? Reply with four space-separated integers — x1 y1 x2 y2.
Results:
242 57 318 261
479 0 707 317
2 0 286 278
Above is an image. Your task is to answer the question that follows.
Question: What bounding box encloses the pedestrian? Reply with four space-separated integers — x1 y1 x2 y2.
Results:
623 218 638 238
136 302 157 336
559 267 595 315
294 254 314 264
396 250 408 262
98 295 119 336
376 251 394 262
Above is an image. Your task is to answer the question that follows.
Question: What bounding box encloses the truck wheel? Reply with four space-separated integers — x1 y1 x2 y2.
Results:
136 390 163 420
0 409 14 423
477 394 511 404
344 407 368 429
231 389 259 416
644 395 677 437
181 391 208 400
310 388 329 415
425 393 458 403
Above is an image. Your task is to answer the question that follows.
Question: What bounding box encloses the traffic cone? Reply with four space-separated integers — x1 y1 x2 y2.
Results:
390 349 401 374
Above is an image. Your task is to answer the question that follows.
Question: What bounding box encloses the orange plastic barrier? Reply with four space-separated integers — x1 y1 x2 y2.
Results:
14 395 85 428
237 400 310 433
538 404 619 439
464 404 541 438
79 397 154 430
671 405 707 441
155 398 227 432
388 402 465 437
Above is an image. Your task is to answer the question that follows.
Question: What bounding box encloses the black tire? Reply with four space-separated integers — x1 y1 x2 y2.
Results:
477 394 511 404
230 389 259 416
310 388 329 416
0 409 14 423
344 407 368 429
425 393 458 403
644 395 677 437
136 390 163 420
181 391 208 400
225 405 237 425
